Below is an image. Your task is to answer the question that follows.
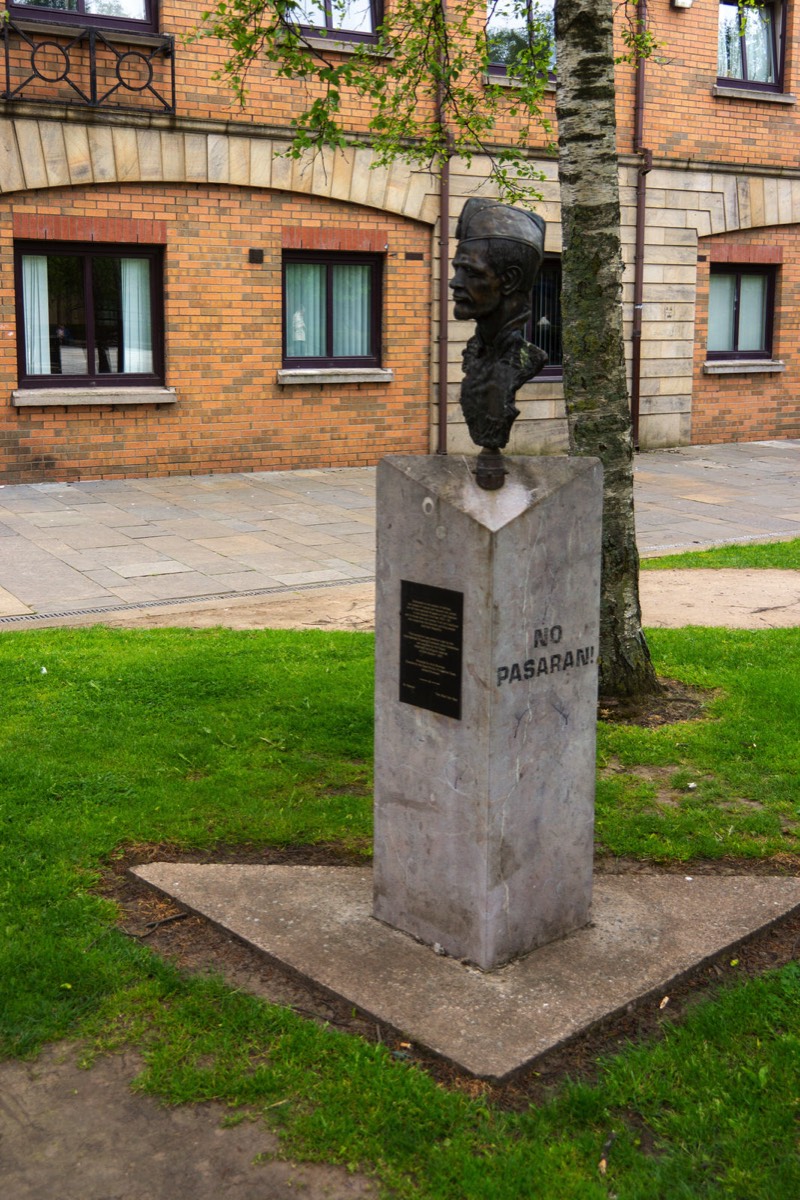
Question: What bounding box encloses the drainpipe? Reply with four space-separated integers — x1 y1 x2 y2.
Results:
434 0 452 456
436 150 451 455
631 0 652 450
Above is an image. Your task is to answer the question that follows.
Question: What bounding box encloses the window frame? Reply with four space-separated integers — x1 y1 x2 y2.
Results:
293 0 382 45
282 251 383 369
527 253 562 379
716 0 785 94
706 263 776 361
14 239 165 389
5 0 159 35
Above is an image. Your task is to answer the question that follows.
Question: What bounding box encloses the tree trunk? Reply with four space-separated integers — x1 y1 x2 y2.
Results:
555 0 659 697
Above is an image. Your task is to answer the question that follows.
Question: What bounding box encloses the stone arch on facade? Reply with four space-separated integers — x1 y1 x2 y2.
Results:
626 166 800 446
0 117 440 226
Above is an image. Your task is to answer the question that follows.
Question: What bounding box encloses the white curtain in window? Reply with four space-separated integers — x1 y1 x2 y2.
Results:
718 4 744 78
333 264 370 357
22 255 51 375
292 0 325 25
120 258 153 373
738 274 767 351
286 264 326 357
708 274 736 352
86 0 148 18
743 7 775 84
13 0 79 9
338 0 375 33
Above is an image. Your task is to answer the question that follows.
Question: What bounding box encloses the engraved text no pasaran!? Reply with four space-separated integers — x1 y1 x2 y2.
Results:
496 626 596 686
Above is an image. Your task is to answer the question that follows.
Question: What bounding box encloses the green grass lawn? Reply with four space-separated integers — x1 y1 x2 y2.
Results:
642 537 800 570
2 625 799 1198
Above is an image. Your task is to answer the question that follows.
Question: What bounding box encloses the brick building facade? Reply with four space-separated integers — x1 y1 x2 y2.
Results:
0 0 798 482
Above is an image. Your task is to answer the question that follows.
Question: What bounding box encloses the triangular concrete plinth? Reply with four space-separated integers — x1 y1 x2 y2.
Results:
132 864 800 1080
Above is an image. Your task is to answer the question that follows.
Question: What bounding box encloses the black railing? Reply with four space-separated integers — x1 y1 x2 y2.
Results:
2 20 175 113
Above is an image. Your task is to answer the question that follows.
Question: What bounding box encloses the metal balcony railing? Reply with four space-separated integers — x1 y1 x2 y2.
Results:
2 19 175 113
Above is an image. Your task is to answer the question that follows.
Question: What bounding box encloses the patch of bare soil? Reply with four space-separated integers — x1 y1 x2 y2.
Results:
1 1043 378 1200
100 843 800 1112
598 678 716 727
639 568 800 631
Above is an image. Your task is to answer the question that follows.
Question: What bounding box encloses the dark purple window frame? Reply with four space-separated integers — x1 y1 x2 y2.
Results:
296 0 382 44
5 0 158 34
282 251 383 369
716 0 786 94
706 263 777 360
15 240 165 387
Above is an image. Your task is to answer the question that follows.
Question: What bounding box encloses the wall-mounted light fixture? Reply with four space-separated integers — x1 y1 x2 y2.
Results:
672 0 694 8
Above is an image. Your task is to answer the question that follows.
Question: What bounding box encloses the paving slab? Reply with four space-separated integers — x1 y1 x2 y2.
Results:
132 863 800 1080
0 537 122 607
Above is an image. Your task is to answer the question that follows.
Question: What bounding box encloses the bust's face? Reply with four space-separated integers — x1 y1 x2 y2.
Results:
449 242 504 322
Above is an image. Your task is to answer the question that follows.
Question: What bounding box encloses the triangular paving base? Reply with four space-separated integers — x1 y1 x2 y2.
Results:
132 864 800 1080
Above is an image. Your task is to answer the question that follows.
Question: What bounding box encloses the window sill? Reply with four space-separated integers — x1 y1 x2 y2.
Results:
712 84 796 105
483 73 555 92
12 386 177 407
702 360 785 375
289 34 390 58
277 368 394 386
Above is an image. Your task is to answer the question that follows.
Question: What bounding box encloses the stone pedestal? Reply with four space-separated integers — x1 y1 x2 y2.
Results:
373 454 603 970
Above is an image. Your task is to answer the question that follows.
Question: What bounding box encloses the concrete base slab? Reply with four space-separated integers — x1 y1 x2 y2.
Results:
132 864 800 1080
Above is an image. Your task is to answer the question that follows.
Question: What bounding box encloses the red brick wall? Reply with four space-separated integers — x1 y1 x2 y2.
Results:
692 226 800 443
1 185 432 482
7 3 800 168
616 0 800 166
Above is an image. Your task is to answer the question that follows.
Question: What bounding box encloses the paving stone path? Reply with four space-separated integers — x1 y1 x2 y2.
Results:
1 440 799 625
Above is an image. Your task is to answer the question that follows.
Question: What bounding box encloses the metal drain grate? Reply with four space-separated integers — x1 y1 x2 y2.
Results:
0 576 375 626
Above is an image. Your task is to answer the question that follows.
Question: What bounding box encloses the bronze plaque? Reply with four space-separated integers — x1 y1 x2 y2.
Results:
399 580 463 719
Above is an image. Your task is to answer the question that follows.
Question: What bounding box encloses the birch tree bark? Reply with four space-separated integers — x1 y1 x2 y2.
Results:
555 0 660 696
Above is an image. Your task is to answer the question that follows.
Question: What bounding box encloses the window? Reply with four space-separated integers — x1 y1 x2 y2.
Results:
707 265 775 358
15 242 164 386
290 0 381 42
717 0 784 91
486 0 555 77
283 253 382 368
6 0 157 33
529 256 562 376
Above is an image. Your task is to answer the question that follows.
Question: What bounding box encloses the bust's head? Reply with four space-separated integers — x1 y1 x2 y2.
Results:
450 199 546 327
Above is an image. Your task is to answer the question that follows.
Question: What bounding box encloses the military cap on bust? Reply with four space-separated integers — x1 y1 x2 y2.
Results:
455 198 546 264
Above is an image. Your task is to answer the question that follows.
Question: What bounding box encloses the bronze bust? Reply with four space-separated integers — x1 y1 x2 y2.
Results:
450 198 548 488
